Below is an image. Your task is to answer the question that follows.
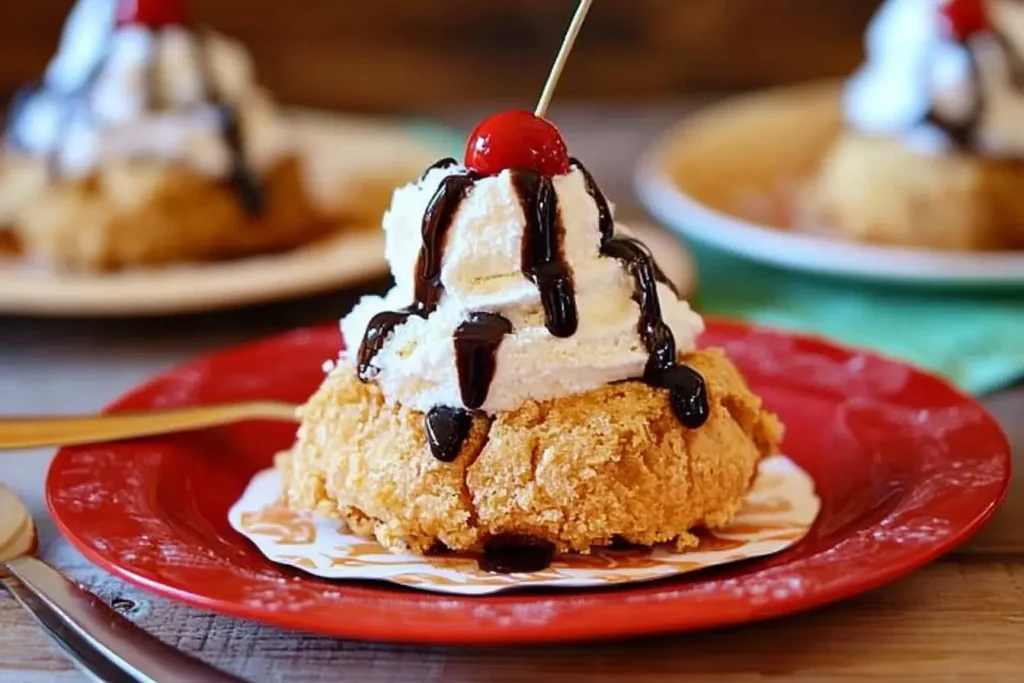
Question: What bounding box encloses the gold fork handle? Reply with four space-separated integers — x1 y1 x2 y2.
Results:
0 401 298 451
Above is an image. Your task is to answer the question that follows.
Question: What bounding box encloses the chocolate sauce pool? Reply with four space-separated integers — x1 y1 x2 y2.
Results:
427 535 557 574
479 534 556 574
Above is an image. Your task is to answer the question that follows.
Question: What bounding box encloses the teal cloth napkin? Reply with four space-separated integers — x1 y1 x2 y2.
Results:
692 248 1024 395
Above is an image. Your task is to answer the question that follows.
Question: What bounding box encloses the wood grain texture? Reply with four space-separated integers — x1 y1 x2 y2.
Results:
0 103 1021 682
957 389 1024 556
2 560 1023 682
0 0 883 110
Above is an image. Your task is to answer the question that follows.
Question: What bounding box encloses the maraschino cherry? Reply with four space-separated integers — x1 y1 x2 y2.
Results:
941 0 990 42
464 110 570 177
116 0 189 28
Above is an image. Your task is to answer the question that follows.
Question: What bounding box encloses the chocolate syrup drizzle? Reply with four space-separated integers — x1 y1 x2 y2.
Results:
355 168 487 464
424 406 473 463
144 46 166 112
420 156 459 180
454 312 514 410
357 157 708 478
423 312 511 462
513 171 579 338
354 158 710 572
572 158 709 428
924 20 1024 151
356 169 482 381
4 24 265 213
924 44 984 147
195 30 264 214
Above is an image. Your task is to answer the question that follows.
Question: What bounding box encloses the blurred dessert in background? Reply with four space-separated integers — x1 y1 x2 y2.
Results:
279 110 782 572
815 0 1024 251
0 0 356 271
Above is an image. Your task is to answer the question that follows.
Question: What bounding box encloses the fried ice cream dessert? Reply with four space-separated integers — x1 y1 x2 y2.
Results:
0 0 351 271
279 111 782 572
815 0 1024 251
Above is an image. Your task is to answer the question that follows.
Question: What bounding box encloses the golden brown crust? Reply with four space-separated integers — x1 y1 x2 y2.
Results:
814 132 1024 251
281 349 783 555
0 155 339 271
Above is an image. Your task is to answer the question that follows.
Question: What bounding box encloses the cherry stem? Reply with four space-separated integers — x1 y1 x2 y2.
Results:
534 0 594 117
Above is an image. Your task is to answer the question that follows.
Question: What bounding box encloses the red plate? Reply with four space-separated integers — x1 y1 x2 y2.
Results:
46 321 1011 644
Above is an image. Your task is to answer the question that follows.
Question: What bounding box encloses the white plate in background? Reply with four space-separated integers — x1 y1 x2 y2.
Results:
635 82 1024 288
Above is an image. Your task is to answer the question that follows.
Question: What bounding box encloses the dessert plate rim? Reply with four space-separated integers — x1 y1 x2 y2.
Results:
44 320 1011 644
635 80 1024 288
0 111 449 317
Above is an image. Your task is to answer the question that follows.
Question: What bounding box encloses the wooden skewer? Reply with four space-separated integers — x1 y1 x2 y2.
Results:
534 0 595 118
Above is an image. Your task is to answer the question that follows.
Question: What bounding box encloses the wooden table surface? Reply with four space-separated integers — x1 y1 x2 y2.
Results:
1 105 1022 682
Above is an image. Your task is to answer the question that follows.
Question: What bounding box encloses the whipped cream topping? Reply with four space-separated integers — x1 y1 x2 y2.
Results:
845 0 1024 157
6 0 286 178
341 163 705 414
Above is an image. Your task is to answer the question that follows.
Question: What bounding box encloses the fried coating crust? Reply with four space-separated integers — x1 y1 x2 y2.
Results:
280 348 783 555
0 155 338 271
815 132 1024 251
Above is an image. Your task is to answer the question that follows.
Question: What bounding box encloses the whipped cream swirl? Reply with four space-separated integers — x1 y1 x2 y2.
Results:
846 0 1024 157
341 162 705 416
5 0 285 182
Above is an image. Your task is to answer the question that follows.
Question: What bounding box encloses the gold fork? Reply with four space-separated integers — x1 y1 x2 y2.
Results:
0 401 299 450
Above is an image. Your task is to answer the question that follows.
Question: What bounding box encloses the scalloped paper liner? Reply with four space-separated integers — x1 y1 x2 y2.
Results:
228 454 819 596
